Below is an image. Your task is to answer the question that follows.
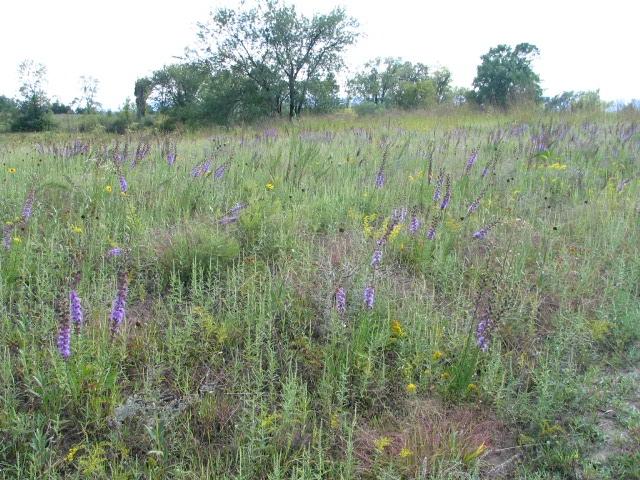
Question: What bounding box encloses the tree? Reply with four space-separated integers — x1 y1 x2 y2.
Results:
432 67 452 103
195 0 359 119
149 63 211 122
134 77 154 118
73 76 101 113
11 60 52 132
471 43 542 108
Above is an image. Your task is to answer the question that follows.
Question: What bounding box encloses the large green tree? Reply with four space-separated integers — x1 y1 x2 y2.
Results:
11 60 52 132
195 0 359 119
471 43 542 108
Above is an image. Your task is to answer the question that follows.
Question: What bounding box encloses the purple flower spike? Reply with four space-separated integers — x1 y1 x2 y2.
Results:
22 190 36 221
375 170 385 188
363 285 375 309
335 287 347 314
110 273 129 335
409 215 421 234
167 151 176 166
69 290 84 327
119 175 128 193
57 317 71 360
440 176 451 210
476 312 493 352
426 226 436 240
371 249 383 268
473 222 497 240
107 247 123 257
464 149 478 174
214 163 228 179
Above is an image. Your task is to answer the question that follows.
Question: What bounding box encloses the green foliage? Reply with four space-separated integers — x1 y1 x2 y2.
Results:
471 43 542 108
10 59 53 132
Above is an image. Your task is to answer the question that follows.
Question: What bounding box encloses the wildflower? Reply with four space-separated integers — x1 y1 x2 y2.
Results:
335 286 347 314
440 176 451 210
214 163 228 179
105 185 113 193
406 383 417 394
464 149 478 174
399 448 413 458
409 215 421 234
374 436 392 452
371 249 383 268
69 290 84 327
441 372 450 380
476 312 492 352
110 271 129 335
22 190 35 221
71 225 83 234
363 285 375 309
57 313 71 360
467 194 483 215
265 182 275 191
467 383 477 391
433 170 445 201
432 350 443 361
548 162 567 170
375 169 385 188
12 236 22 244
392 207 407 222
426 216 439 240
472 222 497 240
119 175 128 193
7 167 16 174
166 151 176 166
617 178 630 192
391 320 405 337
107 247 123 257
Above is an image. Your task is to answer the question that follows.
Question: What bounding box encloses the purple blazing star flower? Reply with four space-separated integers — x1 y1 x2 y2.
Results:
473 222 496 240
467 194 483 215
335 287 347 314
433 170 445 201
371 249 383 268
214 163 228 179
409 215 421 234
363 285 375 309
22 190 36 221
375 170 385 188
57 315 71 360
107 247 123 257
69 290 84 327
167 151 176 166
119 176 128 193
426 226 436 240
440 177 451 210
110 273 129 335
476 312 493 352
464 149 478 174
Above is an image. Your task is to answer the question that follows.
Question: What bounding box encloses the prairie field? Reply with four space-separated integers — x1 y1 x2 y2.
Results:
1 110 639 479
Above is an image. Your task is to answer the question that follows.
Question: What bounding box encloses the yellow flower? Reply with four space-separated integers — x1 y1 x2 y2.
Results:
71 225 83 234
548 162 567 170
7 167 16 174
399 447 413 458
104 185 113 193
374 436 392 452
441 372 450 380
265 182 275 191
406 383 417 394
432 350 443 361
330 413 340 429
12 236 22 244
391 320 405 338
65 445 82 463
467 383 477 391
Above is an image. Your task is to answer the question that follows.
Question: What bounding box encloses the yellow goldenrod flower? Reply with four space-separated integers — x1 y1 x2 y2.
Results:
432 350 443 361
374 436 392 452
71 225 83 234
104 185 113 193
399 448 413 458
389 223 403 241
391 320 405 338
65 445 82 463
12 236 22 244
265 182 275 191
406 383 417 394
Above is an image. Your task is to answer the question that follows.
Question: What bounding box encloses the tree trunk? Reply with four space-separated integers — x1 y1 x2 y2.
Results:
288 79 296 120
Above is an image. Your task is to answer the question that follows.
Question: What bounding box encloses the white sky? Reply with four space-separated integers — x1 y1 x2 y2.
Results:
1 0 638 110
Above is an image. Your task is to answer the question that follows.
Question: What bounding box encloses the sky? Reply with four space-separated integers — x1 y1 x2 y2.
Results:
1 0 639 110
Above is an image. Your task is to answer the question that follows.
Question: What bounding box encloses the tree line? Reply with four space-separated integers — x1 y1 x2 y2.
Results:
1 1 631 132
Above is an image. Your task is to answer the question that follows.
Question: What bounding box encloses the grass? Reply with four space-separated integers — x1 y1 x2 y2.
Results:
0 109 639 479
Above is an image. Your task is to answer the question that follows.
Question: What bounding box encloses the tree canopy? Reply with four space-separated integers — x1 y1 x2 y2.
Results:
471 43 542 108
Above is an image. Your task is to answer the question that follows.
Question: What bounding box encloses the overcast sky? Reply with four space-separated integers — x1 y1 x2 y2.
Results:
1 0 638 110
